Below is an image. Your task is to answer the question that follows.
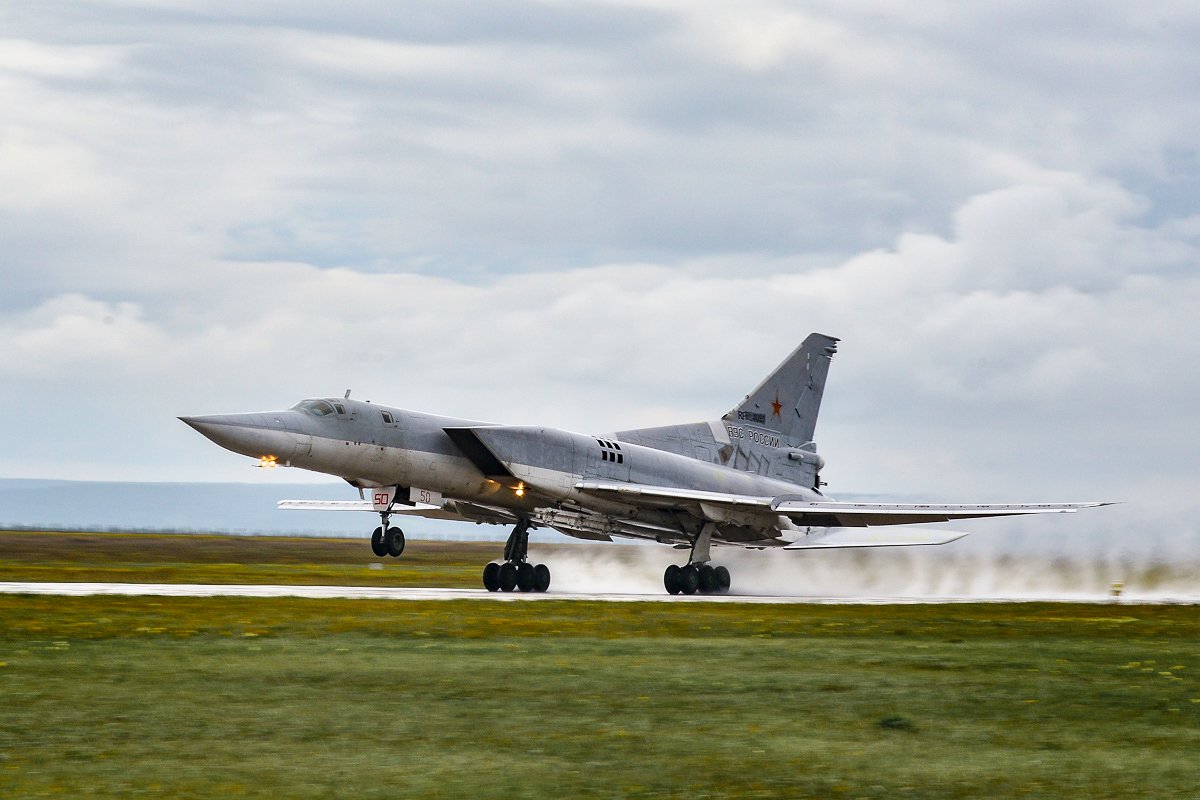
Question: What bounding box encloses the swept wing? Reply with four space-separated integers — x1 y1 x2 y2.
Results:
576 479 1108 527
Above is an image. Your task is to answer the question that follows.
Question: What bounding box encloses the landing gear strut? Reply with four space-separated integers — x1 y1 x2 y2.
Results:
370 496 405 559
663 523 731 595
483 519 551 593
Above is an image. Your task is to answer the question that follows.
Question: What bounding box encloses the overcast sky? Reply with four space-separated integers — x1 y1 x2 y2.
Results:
2 2 1198 548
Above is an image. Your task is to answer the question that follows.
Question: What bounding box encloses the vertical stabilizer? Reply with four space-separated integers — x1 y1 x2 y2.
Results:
724 333 839 446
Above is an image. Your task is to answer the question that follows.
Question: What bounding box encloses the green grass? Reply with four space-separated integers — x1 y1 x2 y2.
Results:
2 530 1198 797
0 530 494 587
2 595 1199 799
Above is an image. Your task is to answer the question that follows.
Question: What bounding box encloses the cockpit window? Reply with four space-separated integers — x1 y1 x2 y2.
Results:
292 399 337 417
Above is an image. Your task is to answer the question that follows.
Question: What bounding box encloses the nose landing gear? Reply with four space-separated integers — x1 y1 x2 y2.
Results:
369 489 407 560
483 519 551 593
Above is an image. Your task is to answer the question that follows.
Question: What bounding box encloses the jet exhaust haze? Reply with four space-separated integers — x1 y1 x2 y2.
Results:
534 544 1199 603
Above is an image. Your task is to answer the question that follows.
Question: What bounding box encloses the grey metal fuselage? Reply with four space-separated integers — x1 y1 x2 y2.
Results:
184 398 822 545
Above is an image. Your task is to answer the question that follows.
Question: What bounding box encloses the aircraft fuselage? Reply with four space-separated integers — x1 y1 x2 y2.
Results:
181 397 817 545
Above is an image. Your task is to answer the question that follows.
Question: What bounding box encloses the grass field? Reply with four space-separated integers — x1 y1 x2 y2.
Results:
0 529 495 587
2 531 1199 798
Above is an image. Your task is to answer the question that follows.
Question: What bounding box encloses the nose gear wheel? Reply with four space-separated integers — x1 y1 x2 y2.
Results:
371 524 405 558
385 527 405 557
370 527 387 558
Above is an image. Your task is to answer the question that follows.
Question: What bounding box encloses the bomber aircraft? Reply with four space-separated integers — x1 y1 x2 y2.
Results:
180 333 1105 595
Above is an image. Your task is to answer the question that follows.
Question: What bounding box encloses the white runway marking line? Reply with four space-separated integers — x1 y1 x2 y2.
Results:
1 582 1196 604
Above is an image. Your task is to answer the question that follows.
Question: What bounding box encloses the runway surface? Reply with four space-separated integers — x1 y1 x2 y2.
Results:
2 581 1195 604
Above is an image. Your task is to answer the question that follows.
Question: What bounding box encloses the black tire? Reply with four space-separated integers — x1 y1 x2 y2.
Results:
499 562 518 592
698 564 718 594
385 527 406 557
664 564 682 595
370 527 387 557
516 562 535 592
482 561 501 592
679 564 700 595
533 563 551 593
714 565 731 593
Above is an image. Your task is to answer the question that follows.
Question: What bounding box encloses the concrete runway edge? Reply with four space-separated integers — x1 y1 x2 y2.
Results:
2 581 1194 604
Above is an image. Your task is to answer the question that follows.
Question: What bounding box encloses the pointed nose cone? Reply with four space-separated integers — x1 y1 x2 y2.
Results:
178 413 286 460
178 414 228 439
180 410 315 467
177 417 246 448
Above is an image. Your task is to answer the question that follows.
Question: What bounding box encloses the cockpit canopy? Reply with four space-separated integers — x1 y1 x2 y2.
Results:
292 399 344 417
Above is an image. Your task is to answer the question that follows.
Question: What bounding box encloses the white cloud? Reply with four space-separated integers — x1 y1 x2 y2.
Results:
0 2 1197 553
4 174 1195 504
0 295 165 379
0 38 129 79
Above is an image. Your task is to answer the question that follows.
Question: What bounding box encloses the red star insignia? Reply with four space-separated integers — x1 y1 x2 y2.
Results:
771 393 783 417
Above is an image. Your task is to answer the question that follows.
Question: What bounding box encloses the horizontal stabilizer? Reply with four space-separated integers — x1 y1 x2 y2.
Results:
278 499 465 521
784 528 969 549
279 500 371 511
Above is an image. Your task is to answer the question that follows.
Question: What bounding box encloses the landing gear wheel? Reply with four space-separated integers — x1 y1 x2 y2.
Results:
385 527 405 558
698 564 717 594
370 527 387 557
664 564 682 595
714 565 731 593
498 562 518 592
533 563 551 593
515 562 535 593
483 562 501 592
679 564 700 595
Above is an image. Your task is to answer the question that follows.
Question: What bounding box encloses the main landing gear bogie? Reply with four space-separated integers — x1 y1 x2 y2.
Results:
664 563 730 596
482 519 551 593
483 559 551 593
371 526 406 558
663 522 729 596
